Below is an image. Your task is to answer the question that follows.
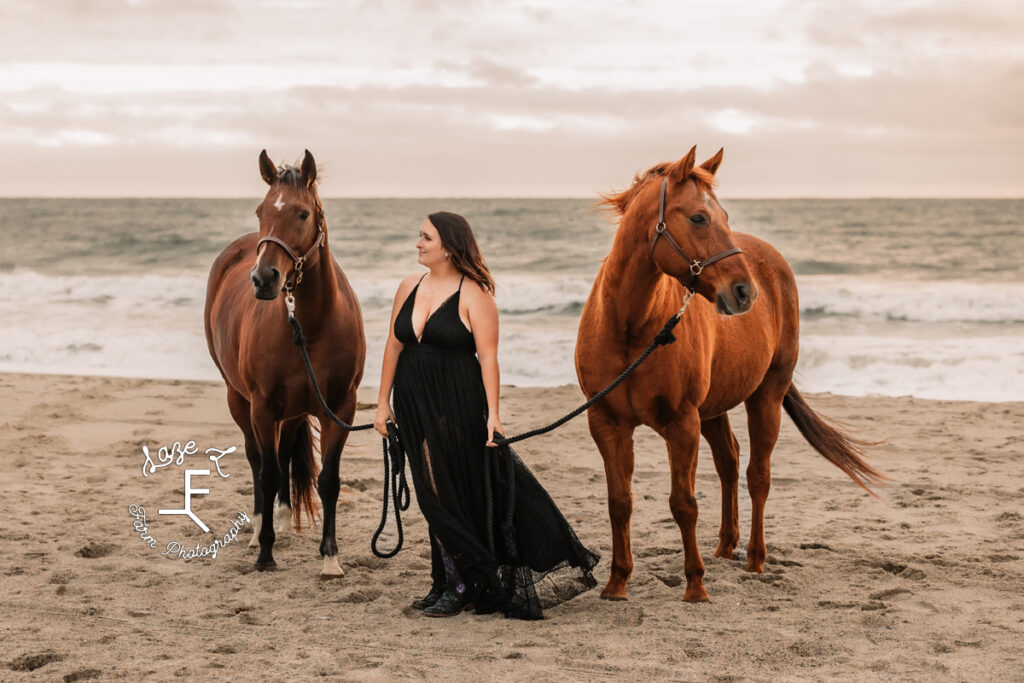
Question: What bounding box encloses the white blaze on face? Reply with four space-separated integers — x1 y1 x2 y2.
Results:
253 223 275 269
254 193 285 271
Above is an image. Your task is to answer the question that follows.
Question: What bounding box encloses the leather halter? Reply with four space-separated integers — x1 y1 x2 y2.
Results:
649 176 743 290
256 227 324 292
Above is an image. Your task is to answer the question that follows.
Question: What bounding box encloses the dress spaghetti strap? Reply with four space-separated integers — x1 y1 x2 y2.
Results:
457 274 465 292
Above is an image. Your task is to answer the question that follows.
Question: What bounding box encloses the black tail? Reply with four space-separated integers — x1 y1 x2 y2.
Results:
782 385 886 492
288 416 322 532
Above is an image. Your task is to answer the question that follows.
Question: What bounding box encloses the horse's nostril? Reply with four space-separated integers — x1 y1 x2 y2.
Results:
734 283 750 306
270 267 280 282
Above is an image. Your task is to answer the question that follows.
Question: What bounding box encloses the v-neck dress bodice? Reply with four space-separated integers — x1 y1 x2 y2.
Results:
394 277 475 354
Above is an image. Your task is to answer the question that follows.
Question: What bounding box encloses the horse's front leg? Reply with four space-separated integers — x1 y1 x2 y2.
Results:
655 409 709 602
318 401 354 578
225 389 264 548
588 408 637 600
251 403 280 571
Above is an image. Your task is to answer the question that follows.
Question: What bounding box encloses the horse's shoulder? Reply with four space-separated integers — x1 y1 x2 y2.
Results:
212 232 257 267
207 232 257 292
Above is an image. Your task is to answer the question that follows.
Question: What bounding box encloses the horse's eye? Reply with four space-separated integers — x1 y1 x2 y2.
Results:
690 214 707 225
300 210 310 220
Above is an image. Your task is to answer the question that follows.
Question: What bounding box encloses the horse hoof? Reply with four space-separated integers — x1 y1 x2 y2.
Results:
255 559 277 572
713 547 734 560
600 584 629 601
745 559 765 573
683 586 710 602
320 556 345 579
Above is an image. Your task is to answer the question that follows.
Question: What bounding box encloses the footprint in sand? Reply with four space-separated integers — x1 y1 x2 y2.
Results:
7 651 67 672
74 542 117 558
335 588 383 604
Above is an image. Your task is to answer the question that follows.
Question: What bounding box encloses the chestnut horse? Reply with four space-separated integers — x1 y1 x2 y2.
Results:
575 146 881 602
204 149 365 575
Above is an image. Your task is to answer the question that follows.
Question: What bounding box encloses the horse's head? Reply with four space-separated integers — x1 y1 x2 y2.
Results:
251 149 325 300
643 146 757 315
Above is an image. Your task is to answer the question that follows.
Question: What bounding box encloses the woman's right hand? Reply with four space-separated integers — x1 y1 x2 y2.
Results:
374 404 395 437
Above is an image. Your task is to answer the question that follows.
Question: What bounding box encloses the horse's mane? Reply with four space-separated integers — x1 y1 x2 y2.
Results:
599 163 716 217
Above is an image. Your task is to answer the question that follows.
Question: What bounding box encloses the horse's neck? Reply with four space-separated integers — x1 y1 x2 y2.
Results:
600 218 665 331
292 240 339 327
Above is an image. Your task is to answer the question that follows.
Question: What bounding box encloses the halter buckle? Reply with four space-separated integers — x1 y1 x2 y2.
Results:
677 289 695 316
689 261 703 276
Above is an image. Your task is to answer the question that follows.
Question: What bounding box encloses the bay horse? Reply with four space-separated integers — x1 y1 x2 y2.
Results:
204 149 365 575
575 146 882 602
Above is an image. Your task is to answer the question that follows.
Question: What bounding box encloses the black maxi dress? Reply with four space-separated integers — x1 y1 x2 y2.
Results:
391 275 599 620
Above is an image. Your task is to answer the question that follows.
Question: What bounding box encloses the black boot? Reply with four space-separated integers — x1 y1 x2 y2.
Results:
422 587 473 617
411 533 448 610
411 585 445 610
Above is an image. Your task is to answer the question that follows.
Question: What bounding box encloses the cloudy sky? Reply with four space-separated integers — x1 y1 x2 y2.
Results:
2 0 1021 197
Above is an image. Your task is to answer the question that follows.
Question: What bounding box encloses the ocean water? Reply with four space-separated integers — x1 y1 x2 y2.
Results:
1 196 1022 401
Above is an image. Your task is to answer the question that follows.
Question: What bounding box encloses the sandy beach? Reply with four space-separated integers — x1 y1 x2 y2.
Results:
2 371 1023 681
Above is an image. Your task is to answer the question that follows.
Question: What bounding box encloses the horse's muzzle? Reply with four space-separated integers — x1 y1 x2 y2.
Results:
251 266 281 300
716 282 757 316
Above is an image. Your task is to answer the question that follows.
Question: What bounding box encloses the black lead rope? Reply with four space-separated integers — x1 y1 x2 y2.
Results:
288 314 375 433
491 310 686 447
288 300 688 560
371 421 410 558
288 313 409 557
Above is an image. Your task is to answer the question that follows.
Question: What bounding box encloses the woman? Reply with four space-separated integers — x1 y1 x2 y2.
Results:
374 211 598 620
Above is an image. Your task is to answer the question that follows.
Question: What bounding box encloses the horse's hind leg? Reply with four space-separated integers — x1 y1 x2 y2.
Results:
318 399 355 578
226 388 263 549
655 409 709 602
701 414 740 559
588 408 636 601
743 379 787 573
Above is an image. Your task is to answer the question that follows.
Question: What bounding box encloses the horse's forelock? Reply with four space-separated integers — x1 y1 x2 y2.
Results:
273 164 320 189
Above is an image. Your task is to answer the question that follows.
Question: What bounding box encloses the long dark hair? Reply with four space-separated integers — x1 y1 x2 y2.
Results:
427 211 496 295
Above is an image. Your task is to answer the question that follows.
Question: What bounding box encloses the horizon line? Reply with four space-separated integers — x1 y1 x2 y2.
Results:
2 194 1022 201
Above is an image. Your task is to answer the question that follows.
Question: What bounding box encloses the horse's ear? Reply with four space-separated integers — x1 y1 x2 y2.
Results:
700 148 724 176
668 145 697 184
301 149 317 188
259 150 277 186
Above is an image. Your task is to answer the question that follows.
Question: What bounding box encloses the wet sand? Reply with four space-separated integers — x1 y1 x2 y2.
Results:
2 372 1023 680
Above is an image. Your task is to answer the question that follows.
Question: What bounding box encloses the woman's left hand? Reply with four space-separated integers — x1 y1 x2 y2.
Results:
486 415 505 447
